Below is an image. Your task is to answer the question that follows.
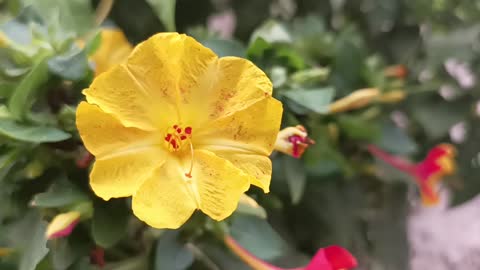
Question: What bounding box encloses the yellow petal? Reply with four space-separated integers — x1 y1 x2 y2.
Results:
131 157 197 229
45 211 81 239
196 97 282 155
132 149 250 228
194 150 250 220
90 146 166 200
92 29 133 76
126 33 217 126
76 102 153 157
183 56 274 126
217 153 272 192
83 65 161 130
123 33 273 128
194 98 282 191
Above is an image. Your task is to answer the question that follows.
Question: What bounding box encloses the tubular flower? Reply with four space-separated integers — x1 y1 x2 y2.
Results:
274 125 315 158
367 144 456 205
45 211 81 239
328 88 380 114
76 33 283 229
224 235 358 270
91 29 133 76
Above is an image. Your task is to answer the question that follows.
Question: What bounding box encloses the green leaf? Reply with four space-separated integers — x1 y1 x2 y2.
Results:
202 39 246 57
154 231 194 270
68 258 95 270
0 119 71 143
282 87 335 114
375 122 417 155
104 256 148 270
8 211 49 270
23 0 95 35
0 19 32 46
0 81 16 99
8 58 49 120
337 115 380 141
48 47 89 80
198 242 251 270
283 156 307 204
235 197 267 219
146 0 177 31
49 239 77 270
414 101 466 139
84 30 102 56
92 199 129 248
230 215 287 261
290 67 330 86
31 177 88 208
251 20 292 44
424 24 480 65
330 27 367 94
368 184 409 270
246 37 271 59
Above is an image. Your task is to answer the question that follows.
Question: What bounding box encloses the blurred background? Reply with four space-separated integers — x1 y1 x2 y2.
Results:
1 0 480 269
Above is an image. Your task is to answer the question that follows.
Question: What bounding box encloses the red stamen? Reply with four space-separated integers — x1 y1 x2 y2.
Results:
180 135 187 140
185 127 192 135
288 134 315 159
176 128 182 133
165 134 172 142
173 125 178 129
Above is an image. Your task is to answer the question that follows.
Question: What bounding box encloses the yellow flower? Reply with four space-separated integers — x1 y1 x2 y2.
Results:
91 29 133 76
77 33 283 229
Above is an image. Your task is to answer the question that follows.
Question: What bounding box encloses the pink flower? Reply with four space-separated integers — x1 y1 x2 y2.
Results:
367 144 456 205
207 10 237 39
224 235 357 270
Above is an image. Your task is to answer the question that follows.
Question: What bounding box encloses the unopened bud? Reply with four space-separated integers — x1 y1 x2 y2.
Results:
328 88 380 114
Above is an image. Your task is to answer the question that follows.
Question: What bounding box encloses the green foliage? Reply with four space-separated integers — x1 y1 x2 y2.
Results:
146 0 177 32
1 0 479 269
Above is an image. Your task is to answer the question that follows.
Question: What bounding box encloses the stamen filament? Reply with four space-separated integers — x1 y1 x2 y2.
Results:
185 139 194 178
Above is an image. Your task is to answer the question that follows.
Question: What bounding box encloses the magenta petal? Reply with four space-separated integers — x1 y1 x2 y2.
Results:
49 219 79 239
305 246 357 270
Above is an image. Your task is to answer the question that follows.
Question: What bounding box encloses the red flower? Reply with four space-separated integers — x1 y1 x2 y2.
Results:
367 144 456 205
224 235 357 270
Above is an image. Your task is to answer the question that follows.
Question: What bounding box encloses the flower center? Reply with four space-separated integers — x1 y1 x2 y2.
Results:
164 125 192 152
164 125 194 178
